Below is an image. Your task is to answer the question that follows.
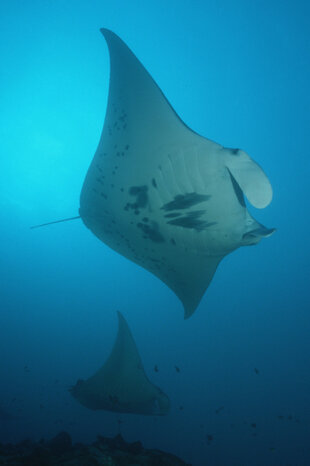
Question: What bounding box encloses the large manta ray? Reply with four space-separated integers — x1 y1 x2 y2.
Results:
79 29 275 318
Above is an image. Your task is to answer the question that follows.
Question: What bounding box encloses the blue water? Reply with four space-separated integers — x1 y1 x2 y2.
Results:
1 1 309 464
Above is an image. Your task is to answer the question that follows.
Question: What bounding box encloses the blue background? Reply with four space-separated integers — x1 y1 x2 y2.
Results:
0 1 309 464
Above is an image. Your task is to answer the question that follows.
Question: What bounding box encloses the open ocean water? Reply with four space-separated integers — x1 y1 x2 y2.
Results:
0 1 309 465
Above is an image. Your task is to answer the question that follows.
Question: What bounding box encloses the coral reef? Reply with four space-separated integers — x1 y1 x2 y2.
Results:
0 431 191 465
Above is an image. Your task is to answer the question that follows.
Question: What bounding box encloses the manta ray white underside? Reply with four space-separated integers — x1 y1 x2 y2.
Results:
80 29 274 318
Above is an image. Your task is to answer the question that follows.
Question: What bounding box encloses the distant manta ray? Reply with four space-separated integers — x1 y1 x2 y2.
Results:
70 311 170 415
33 29 275 318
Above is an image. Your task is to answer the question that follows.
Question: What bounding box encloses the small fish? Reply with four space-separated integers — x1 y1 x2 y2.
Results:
24 365 30 373
277 415 284 420
254 368 259 374
251 423 257 428
154 365 159 372
179 405 184 411
175 366 180 373
206 434 213 444
215 406 224 414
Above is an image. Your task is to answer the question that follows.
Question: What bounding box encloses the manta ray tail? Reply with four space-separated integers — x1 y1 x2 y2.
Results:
30 216 81 229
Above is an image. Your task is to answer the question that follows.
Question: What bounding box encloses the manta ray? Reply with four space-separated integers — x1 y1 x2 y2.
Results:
78 29 274 318
69 311 170 416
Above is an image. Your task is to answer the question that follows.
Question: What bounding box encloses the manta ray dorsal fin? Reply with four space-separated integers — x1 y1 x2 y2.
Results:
100 28 190 146
224 149 273 208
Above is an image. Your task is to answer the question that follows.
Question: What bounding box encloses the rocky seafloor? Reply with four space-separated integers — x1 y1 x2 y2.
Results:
0 431 191 465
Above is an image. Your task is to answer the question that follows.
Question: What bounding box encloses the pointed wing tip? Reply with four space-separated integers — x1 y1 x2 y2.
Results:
179 283 214 319
116 311 131 335
183 305 197 320
100 28 116 39
116 310 125 322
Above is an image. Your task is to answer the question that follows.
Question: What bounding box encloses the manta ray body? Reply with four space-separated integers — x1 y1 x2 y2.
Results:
70 311 170 416
80 29 274 318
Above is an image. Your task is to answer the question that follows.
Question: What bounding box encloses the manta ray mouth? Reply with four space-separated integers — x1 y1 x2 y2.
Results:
243 226 276 245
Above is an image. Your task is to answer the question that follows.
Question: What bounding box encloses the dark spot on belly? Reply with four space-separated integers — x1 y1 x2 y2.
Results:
137 221 165 243
124 185 149 212
230 148 240 155
167 210 216 232
164 213 181 218
161 193 211 211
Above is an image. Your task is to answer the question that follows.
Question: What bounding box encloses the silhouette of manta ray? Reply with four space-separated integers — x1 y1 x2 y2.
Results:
70 311 170 416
